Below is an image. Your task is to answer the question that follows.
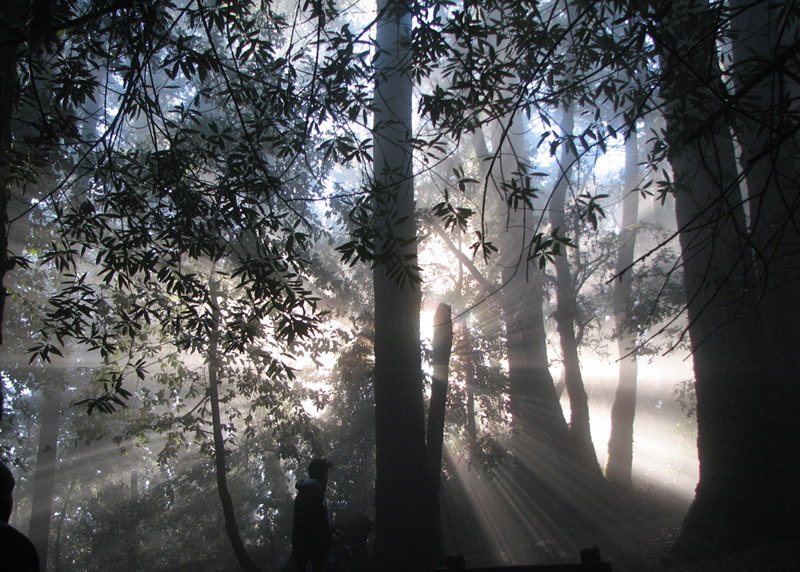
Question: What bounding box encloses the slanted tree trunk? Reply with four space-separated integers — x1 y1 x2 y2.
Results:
549 105 601 476
605 131 640 487
371 1 428 568
29 384 62 569
208 289 259 571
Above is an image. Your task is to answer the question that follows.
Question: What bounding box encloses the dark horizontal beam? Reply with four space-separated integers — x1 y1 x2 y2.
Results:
436 547 613 572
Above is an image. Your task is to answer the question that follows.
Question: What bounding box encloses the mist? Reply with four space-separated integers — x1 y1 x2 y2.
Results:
2 0 800 571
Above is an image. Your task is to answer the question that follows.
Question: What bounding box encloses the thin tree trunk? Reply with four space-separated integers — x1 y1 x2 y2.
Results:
606 131 640 486
208 289 259 571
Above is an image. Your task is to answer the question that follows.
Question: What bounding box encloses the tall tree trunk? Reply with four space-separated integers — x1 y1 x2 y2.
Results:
0 1 28 421
54 473 76 572
502 269 572 464
458 319 479 459
29 385 62 569
208 290 259 571
549 106 600 476
656 1 773 560
605 131 641 486
126 471 138 572
263 451 294 546
430 215 570 464
727 0 800 545
470 127 572 465
371 0 427 568
425 304 452 564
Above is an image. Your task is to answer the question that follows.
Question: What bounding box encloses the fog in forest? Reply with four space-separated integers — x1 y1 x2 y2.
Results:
2 334 700 570
2 0 800 571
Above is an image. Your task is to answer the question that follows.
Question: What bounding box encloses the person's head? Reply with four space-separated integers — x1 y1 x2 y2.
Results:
308 458 333 488
0 461 15 523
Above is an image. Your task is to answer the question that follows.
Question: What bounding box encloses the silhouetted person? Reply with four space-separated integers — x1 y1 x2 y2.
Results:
292 458 334 571
0 461 40 572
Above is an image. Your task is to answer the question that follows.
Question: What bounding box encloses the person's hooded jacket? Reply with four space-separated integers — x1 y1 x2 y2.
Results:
292 478 331 566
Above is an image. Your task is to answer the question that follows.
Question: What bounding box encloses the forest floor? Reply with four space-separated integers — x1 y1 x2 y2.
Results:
663 541 800 572
589 487 800 572
583 486 686 571
440 477 800 572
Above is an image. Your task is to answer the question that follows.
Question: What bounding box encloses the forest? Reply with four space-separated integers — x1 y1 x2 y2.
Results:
0 0 799 570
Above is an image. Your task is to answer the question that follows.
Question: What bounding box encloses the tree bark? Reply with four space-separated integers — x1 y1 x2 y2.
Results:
605 131 640 487
371 0 427 568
